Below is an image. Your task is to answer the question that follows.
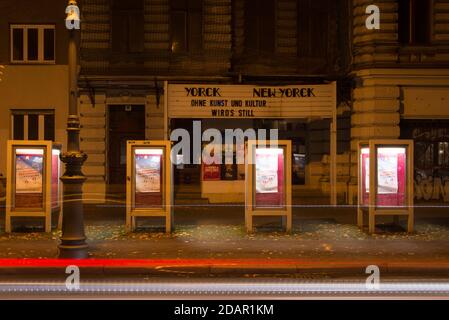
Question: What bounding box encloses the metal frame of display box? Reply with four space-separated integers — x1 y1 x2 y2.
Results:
245 140 292 233
126 140 173 233
357 139 414 234
5 140 62 233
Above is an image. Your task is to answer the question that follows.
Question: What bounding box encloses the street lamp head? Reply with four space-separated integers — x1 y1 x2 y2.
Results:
66 1 80 30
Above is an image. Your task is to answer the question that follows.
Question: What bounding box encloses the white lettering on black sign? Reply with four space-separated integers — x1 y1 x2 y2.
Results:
253 88 315 98
171 84 333 119
185 87 222 97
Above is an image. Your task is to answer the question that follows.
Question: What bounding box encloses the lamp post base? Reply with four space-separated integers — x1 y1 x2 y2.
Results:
59 151 88 259
58 242 89 259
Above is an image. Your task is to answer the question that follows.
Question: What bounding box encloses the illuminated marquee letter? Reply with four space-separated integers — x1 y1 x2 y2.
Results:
365 5 380 30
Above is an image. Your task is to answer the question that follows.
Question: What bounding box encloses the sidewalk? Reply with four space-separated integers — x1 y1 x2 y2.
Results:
0 204 449 276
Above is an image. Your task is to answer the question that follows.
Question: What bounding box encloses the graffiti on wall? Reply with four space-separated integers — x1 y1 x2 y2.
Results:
415 177 449 202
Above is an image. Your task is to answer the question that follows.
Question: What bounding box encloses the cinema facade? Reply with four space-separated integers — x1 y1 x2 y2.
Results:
75 72 449 206
74 72 449 206
74 81 341 205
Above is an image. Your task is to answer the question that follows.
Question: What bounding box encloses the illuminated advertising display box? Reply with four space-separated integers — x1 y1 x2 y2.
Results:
5 140 62 233
126 141 173 233
357 140 414 234
245 140 292 233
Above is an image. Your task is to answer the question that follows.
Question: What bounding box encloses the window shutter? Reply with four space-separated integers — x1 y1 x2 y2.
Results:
43 28 55 61
260 0 275 53
244 0 259 51
189 10 203 52
398 0 411 44
27 28 39 61
412 0 431 44
128 11 145 53
310 0 328 58
13 115 24 140
298 0 328 58
44 114 55 141
171 10 187 52
112 0 144 53
297 0 311 57
172 0 187 10
398 0 432 45
12 28 24 61
111 11 128 52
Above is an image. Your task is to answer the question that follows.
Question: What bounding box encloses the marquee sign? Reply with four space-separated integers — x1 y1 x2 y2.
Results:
167 83 336 119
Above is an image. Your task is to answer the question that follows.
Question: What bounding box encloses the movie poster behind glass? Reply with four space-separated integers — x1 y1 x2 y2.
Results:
134 148 163 208
203 164 221 180
376 147 406 207
256 151 278 193
254 148 285 208
202 144 221 181
222 163 237 180
14 148 44 208
377 153 398 194
292 153 305 184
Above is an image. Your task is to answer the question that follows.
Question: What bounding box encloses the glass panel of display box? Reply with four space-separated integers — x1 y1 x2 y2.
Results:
245 140 292 233
357 140 414 234
126 141 173 233
5 140 62 233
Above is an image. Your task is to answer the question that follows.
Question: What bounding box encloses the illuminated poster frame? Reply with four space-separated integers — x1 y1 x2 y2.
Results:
357 140 414 234
126 140 173 233
245 140 292 233
5 140 62 233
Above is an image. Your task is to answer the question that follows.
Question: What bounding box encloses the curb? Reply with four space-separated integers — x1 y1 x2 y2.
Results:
0 259 449 277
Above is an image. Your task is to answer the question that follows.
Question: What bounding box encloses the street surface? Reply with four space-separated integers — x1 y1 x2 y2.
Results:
0 203 449 292
1 275 449 299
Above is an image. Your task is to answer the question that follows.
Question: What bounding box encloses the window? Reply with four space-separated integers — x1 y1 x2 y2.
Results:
11 110 55 141
401 122 449 182
170 0 203 53
415 142 434 170
244 0 275 53
438 142 449 167
111 0 145 53
10 25 55 63
297 0 329 58
398 0 432 45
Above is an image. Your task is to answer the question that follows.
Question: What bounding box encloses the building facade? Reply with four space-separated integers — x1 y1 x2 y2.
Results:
0 0 70 199
77 0 351 204
350 0 449 204
1 0 448 205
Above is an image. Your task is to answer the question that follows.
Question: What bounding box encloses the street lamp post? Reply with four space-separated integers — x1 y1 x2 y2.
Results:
59 0 88 259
